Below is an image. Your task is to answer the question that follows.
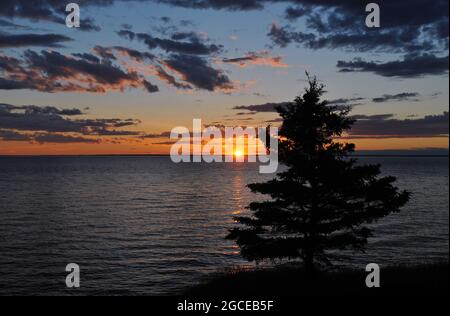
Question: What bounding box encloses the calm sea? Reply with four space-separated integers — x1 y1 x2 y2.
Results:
0 156 448 295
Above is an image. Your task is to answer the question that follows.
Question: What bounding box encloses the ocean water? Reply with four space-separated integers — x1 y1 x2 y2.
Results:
0 156 448 295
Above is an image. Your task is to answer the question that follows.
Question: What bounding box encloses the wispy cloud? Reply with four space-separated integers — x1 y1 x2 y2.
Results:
337 54 449 78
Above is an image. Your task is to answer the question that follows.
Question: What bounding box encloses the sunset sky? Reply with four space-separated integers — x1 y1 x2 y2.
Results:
0 0 448 155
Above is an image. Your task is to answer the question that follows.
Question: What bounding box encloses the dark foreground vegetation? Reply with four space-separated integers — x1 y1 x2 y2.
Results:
186 263 449 296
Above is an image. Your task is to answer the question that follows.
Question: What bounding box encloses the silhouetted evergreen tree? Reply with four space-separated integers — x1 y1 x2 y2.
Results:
227 75 410 271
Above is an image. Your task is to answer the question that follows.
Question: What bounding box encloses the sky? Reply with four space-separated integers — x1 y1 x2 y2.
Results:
0 0 448 155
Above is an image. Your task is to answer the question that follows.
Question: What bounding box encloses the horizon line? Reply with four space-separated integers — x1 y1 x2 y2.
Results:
0 153 448 158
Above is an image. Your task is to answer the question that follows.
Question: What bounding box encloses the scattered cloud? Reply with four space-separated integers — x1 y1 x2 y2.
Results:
0 1 100 31
328 97 366 107
163 54 234 91
233 102 290 114
348 112 449 138
234 98 364 114
267 1 448 56
0 103 140 135
0 33 72 48
0 103 175 144
118 30 223 56
337 54 449 78
0 50 159 93
34 133 100 144
372 93 421 103
222 51 288 68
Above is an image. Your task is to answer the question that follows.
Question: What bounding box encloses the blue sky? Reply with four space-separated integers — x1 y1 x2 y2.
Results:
0 0 448 154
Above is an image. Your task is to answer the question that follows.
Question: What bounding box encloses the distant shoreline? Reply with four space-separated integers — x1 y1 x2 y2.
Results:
0 154 448 158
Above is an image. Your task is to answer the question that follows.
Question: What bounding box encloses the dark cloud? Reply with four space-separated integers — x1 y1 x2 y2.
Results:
349 112 449 138
118 30 222 55
233 102 290 113
164 54 233 91
268 23 438 53
72 53 101 63
267 1 448 56
92 46 117 60
156 0 264 10
34 133 100 144
0 130 100 144
0 1 101 30
285 6 310 21
327 97 365 107
372 93 421 103
0 103 157 144
142 80 160 93
69 46 230 92
268 24 315 48
0 104 84 116
0 50 159 93
350 114 395 121
0 33 72 48
222 51 287 68
112 46 156 62
337 54 449 78
234 98 364 115
81 18 102 32
0 129 32 142
139 131 171 139
0 103 139 134
151 65 192 89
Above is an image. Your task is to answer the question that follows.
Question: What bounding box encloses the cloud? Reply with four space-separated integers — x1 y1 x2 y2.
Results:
139 131 172 139
118 30 223 55
150 65 192 89
163 54 234 91
0 50 159 93
0 129 32 141
68 44 236 92
234 98 365 115
0 104 84 116
267 23 440 54
112 46 156 62
267 1 448 56
233 102 290 113
156 0 264 10
0 33 72 48
372 93 421 103
33 133 100 144
0 130 100 144
0 103 139 134
327 97 366 107
222 51 288 68
350 114 395 121
337 54 449 78
0 103 161 144
285 6 310 21
348 112 449 138
0 1 101 31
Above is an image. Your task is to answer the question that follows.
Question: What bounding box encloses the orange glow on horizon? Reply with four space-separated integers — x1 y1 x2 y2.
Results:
0 137 448 156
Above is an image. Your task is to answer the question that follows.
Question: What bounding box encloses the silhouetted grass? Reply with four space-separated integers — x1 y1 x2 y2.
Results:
185 263 449 296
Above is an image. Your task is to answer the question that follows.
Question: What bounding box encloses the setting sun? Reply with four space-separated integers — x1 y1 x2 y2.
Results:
234 150 245 158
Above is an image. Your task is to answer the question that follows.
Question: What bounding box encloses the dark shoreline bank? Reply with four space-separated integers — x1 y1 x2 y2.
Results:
185 263 449 296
